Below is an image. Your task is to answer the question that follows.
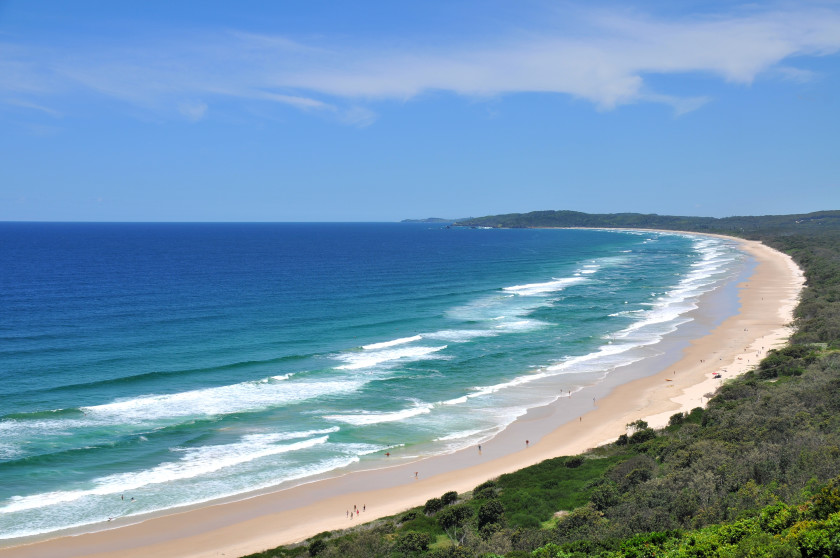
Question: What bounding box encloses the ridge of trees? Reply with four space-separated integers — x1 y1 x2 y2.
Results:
453 209 840 235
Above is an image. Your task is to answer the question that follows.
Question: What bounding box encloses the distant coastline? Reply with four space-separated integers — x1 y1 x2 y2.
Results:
400 217 459 223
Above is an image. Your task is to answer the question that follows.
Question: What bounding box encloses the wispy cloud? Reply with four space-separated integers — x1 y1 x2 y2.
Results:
1 4 839 122
178 100 208 122
2 97 62 117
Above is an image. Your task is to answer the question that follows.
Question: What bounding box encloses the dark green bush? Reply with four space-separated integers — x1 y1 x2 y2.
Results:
424 497 444 515
477 499 505 529
565 456 585 468
307 538 327 556
394 531 431 553
441 490 458 506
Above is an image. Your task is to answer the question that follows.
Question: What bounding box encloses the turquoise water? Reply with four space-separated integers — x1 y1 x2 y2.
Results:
0 223 745 540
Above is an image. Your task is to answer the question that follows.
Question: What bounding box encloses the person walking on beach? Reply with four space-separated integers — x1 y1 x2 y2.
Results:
525 439 529 448
415 471 418 479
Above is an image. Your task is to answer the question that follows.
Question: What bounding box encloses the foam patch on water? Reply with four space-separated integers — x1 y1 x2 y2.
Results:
423 329 498 343
503 276 587 296
323 402 433 426
82 378 365 423
362 335 423 350
433 429 487 442
334 345 447 370
492 319 550 332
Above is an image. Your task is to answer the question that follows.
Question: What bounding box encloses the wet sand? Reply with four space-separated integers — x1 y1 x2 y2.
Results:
0 234 804 558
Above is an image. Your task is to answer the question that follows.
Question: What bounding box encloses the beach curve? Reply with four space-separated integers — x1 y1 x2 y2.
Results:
0 233 804 558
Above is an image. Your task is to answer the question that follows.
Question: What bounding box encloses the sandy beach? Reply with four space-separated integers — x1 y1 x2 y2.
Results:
0 234 804 558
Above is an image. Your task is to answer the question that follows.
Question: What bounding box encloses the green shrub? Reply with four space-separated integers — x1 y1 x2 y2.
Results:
759 503 797 534
400 510 418 523
477 499 505 529
307 538 327 556
425 497 444 515
809 477 840 520
565 456 584 468
441 490 458 506
394 531 431 553
474 486 498 499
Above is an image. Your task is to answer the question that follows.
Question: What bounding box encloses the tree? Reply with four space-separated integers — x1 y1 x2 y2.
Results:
478 499 505 529
441 490 459 505
395 531 431 553
307 538 327 556
438 504 474 544
425 497 444 515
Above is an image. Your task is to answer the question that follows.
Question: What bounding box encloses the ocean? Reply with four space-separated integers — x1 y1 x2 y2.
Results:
0 223 746 540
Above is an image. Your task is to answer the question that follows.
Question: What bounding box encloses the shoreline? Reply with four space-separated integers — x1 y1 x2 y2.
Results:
0 233 804 558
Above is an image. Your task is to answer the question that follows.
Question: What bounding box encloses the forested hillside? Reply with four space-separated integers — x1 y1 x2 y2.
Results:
454 210 840 236
249 211 840 558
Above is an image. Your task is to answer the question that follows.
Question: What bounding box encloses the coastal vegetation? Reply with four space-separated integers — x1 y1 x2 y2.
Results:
246 210 840 558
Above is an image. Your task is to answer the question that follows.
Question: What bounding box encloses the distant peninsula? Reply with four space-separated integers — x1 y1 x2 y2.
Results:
453 209 840 233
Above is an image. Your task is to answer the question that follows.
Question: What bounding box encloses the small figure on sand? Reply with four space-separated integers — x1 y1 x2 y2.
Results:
478 444 482 453
415 471 418 479
385 452 390 457
525 439 529 448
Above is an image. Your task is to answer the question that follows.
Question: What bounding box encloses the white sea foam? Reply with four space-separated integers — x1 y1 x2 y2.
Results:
465 370 552 399
502 276 586 296
423 329 498 343
82 378 364 423
0 433 332 514
608 309 645 318
434 429 487 442
547 341 648 375
0 442 22 460
611 237 739 342
0 445 368 541
492 319 549 332
323 403 433 426
334 345 447 370
362 335 423 350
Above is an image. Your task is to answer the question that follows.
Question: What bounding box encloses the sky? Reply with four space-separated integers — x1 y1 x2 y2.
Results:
1 1 839 222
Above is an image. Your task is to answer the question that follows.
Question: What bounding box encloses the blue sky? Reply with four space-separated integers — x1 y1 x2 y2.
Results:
1 1 839 222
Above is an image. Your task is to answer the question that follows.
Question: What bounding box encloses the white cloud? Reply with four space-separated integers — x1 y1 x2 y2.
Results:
2 97 62 117
178 100 208 121
1 4 839 120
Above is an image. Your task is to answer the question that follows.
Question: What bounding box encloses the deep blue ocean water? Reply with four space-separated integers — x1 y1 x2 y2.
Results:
0 223 745 539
